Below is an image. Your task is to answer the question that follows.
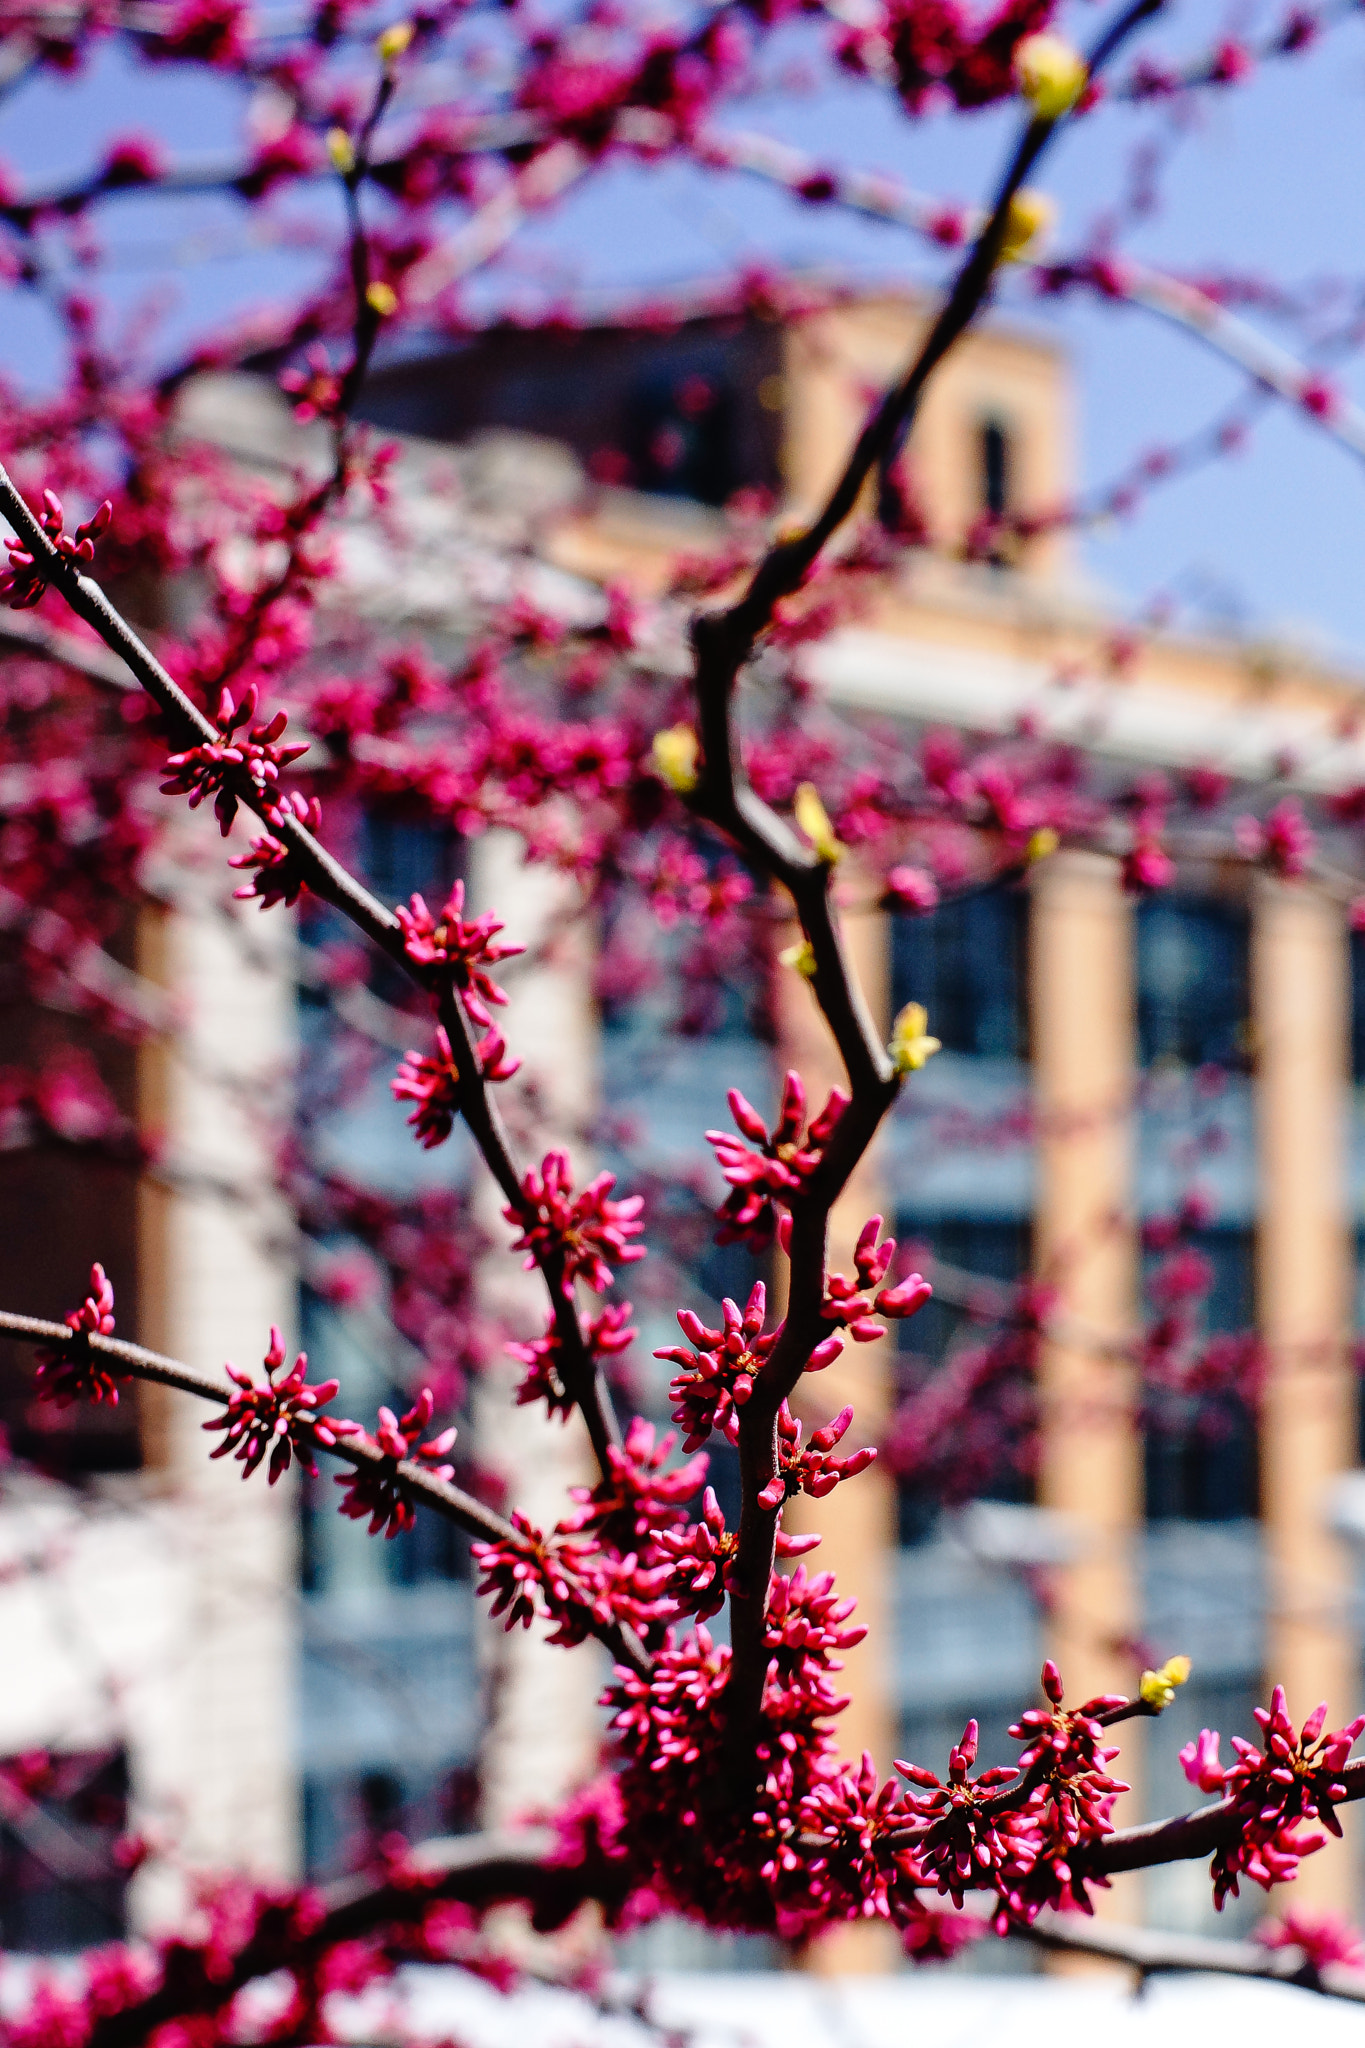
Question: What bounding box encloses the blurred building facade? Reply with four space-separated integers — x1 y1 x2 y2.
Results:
1 293 1365 1958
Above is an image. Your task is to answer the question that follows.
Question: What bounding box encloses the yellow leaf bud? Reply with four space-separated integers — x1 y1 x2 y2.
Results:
1026 826 1060 863
652 724 699 795
1139 1654 1193 1710
793 781 842 864
890 1001 941 1074
1014 33 1088 120
377 19 414 60
326 127 356 176
779 938 818 981
1000 189 1056 263
365 281 398 317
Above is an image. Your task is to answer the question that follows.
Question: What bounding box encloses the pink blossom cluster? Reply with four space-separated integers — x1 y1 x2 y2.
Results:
815 1213 934 1340
1139 1199 1267 1425
885 1277 1050 1507
1120 772 1178 893
658 1280 807 1451
1235 796 1316 878
599 1574 1132 1946
1180 1689 1365 1905
758 1401 877 1511
1257 1908 1365 1973
514 12 751 154
841 0 1057 118
333 1387 457 1539
515 1418 708 1640
505 1150 645 1293
473 1510 609 1642
895 1722 1028 1910
1 490 111 608
229 790 322 909
392 1021 521 1147
635 840 753 929
0 1867 445 2048
390 1029 460 1150
160 683 309 835
605 1567 856 1933
996 1661 1131 1921
651 1485 739 1620
509 1299 637 1420
563 1415 707 1559
201 1323 345 1484
706 1071 851 1249
471 1409 829 1649
394 880 524 1028
34 1261 123 1407
278 346 345 425
0 1051 146 1162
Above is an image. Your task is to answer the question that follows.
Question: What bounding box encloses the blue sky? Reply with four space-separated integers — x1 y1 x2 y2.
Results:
2 0 1364 661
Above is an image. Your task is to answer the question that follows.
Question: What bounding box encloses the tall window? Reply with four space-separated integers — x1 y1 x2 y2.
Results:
979 418 1012 519
1142 1228 1258 1522
299 813 472 1596
1136 893 1249 1070
0 1749 129 1949
891 1218 1034 1545
297 816 478 1877
891 885 1028 1059
628 366 738 504
1349 930 1365 1460
1136 892 1257 1521
1349 927 1365 1082
889 885 1033 1542
598 857 769 1533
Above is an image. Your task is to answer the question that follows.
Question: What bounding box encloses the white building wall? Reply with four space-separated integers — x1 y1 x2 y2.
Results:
0 833 299 1932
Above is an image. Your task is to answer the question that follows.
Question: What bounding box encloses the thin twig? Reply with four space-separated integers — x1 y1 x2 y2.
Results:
700 124 1365 474
0 1311 648 1676
0 462 625 1482
1022 1906 1365 2000
689 0 1163 1780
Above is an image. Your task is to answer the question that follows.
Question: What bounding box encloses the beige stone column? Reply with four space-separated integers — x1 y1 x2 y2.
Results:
778 872 900 1972
132 846 299 1927
1031 852 1143 1866
1252 878 1357 1913
465 833 604 1841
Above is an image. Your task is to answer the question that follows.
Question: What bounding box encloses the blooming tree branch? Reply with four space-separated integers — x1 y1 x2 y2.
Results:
0 460 631 1479
0 1304 651 1675
675 0 1162 1781
3 0 1365 2002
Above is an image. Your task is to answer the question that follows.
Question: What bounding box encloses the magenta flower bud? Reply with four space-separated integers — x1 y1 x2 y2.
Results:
809 1405 854 1454
727 1088 768 1143
855 1215 882 1261
847 1315 884 1342
806 1334 844 1372
876 1272 933 1318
